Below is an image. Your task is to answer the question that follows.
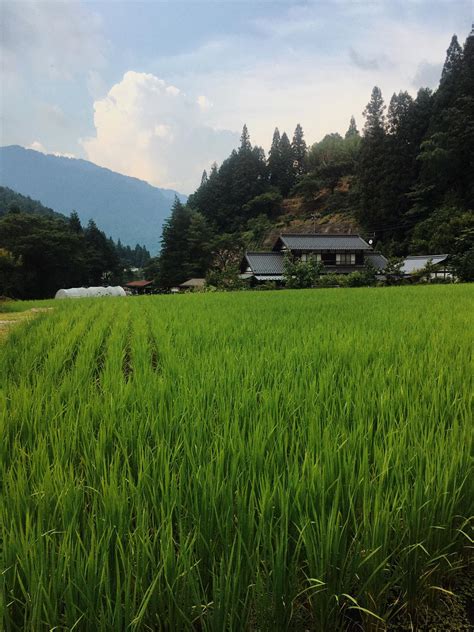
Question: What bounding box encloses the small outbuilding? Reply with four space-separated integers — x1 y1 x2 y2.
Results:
55 286 126 299
178 278 206 291
125 280 154 294
401 255 451 279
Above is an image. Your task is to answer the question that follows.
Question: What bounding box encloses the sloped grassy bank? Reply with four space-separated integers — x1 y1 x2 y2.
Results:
1 285 472 630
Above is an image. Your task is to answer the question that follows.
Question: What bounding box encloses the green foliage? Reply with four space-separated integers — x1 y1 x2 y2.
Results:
142 256 160 283
205 263 246 290
0 190 149 297
185 211 215 278
157 197 197 287
356 87 388 232
291 174 323 201
268 129 296 196
83 220 120 286
314 265 377 288
115 240 151 269
355 31 473 250
291 123 307 177
242 189 283 219
0 211 121 298
345 264 377 287
345 115 360 139
409 205 474 255
189 126 269 231
241 215 274 249
283 254 324 288
0 248 23 297
382 257 405 284
1 286 472 630
441 34 463 82
205 233 246 289
452 247 474 281
305 130 359 196
0 186 63 219
315 273 347 287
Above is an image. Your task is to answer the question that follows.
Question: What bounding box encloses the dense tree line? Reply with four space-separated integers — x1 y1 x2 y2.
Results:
152 124 308 286
355 30 473 276
153 29 473 287
0 191 151 298
115 240 151 269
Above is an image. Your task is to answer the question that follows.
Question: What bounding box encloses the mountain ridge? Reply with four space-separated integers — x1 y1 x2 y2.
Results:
0 146 187 253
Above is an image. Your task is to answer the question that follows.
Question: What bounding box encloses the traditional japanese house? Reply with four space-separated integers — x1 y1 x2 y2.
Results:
241 233 387 283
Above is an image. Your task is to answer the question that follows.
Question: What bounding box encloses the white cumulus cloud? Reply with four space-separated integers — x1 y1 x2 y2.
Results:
197 95 213 110
81 71 238 193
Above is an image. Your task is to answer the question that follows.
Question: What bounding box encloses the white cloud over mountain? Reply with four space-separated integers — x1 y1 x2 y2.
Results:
1 0 470 193
81 71 238 192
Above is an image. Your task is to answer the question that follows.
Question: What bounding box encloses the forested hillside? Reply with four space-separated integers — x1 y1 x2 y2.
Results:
152 29 473 287
0 187 64 220
0 188 150 298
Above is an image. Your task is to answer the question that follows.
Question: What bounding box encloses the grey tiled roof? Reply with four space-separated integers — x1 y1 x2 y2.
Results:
401 255 448 274
254 275 285 281
278 234 371 251
245 252 285 275
366 253 388 270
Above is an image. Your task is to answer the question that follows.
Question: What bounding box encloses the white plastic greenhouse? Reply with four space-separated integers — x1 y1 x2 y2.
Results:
55 286 127 299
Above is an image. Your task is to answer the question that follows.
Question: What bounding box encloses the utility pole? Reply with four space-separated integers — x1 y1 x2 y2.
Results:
310 213 320 233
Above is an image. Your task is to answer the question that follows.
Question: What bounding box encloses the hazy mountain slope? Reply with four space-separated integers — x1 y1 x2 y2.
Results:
0 146 187 252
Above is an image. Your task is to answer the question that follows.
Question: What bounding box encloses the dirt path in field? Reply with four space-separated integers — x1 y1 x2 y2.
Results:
0 308 53 342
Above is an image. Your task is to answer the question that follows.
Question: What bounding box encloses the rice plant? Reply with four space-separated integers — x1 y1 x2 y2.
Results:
1 285 472 630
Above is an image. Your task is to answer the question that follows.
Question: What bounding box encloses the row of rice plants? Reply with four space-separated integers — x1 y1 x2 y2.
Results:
1 285 472 630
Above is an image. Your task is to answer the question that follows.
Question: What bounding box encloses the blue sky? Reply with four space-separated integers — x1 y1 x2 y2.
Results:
1 1 472 193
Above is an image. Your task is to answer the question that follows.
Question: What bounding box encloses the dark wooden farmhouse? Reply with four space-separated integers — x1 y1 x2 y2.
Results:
241 234 388 283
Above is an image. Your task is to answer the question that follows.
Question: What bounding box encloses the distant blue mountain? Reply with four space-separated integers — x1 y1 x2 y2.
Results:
0 146 187 253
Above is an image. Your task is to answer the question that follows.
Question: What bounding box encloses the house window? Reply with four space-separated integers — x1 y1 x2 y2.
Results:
301 253 321 262
336 253 356 265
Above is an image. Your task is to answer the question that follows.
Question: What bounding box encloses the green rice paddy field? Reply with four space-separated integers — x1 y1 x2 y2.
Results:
1 285 473 631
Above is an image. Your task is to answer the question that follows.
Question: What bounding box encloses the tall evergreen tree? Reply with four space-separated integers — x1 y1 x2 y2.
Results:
415 29 474 214
291 124 307 177
363 86 386 135
379 92 417 241
240 124 251 152
232 127 268 219
268 128 282 188
279 132 296 196
441 34 463 81
387 91 414 136
158 197 193 287
84 220 119 284
345 116 360 139
69 211 82 233
357 87 388 234
185 212 215 278
268 129 295 195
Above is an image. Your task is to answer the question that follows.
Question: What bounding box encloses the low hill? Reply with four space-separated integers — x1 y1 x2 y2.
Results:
0 186 65 220
0 146 187 253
